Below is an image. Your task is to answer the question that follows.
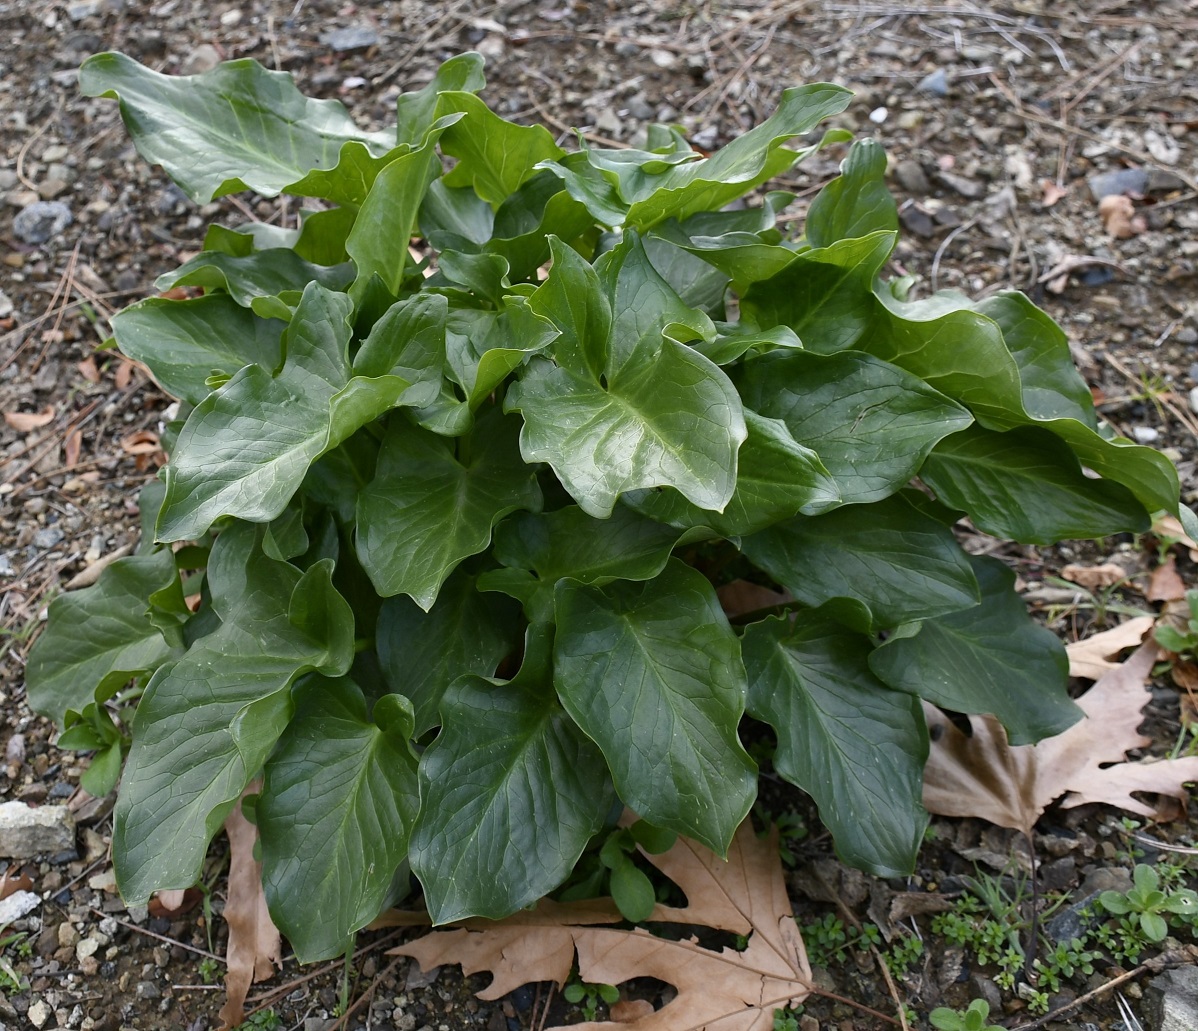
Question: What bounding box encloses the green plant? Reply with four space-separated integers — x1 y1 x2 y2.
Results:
774 1006 804 1031
235 1011 281 1031
24 48 1193 963
800 913 880 966
1099 864 1198 942
884 932 924 976
198 956 221 985
55 701 129 796
564 977 619 1020
929 999 1004 1031
1155 588 1198 656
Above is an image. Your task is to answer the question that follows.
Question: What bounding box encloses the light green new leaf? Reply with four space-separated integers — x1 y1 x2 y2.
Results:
553 560 757 854
79 52 399 204
921 425 1151 544
805 138 898 249
356 405 542 609
737 349 972 505
113 523 354 902
396 52 486 146
740 492 980 631
110 295 284 406
155 249 352 310
742 611 927 876
624 409 841 536
260 678 419 961
437 91 565 205
376 568 520 736
507 235 745 517
444 300 559 410
869 555 1079 745
353 292 448 409
26 549 185 726
410 626 616 923
158 283 414 541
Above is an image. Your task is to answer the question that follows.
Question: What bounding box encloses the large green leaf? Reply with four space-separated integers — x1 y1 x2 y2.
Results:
740 492 980 631
25 549 186 725
444 300 559 410
409 626 615 923
347 134 444 298
542 86 852 229
260 678 419 961
376 568 520 736
155 249 352 310
805 138 898 249
552 560 756 854
79 52 398 204
356 405 542 609
113 522 354 902
869 555 1079 744
624 409 841 535
437 91 565 205
110 295 284 406
158 283 415 541
736 349 972 505
352 292 448 409
742 611 927 876
507 235 745 517
395 52 486 146
920 425 1151 544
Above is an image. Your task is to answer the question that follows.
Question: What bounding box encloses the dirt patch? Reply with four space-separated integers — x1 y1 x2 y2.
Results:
1 1 1196 1029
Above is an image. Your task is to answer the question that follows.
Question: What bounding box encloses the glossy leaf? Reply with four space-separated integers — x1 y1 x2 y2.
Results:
376 568 520 735
356 406 542 609
79 52 398 203
806 138 898 248
921 425 1151 544
869 555 1079 744
260 678 419 961
553 560 757 854
26 549 186 725
113 523 354 902
507 235 745 517
740 492 980 631
737 349 972 505
410 627 615 923
110 295 284 406
156 249 352 310
743 611 927 876
158 283 414 541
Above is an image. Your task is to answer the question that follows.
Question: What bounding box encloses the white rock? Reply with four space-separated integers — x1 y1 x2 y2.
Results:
869 106 888 124
1132 425 1160 444
1189 386 1198 415
28 1000 51 1028
0 801 75 858
0 889 40 924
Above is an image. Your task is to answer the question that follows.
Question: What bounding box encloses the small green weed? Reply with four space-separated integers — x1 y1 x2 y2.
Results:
235 1011 281 1031
1155 588 1198 657
1099 863 1198 942
563 977 619 1021
929 998 1003 1031
773 1006 803 1031
800 913 880 966
198 956 221 985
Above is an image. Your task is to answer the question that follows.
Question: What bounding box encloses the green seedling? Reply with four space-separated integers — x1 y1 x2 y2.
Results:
929 999 1004 1031
564 978 619 1021
1099 864 1198 942
1155 588 1198 657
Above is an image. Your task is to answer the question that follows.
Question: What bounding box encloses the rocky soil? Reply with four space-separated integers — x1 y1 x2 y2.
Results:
2 1 1198 1029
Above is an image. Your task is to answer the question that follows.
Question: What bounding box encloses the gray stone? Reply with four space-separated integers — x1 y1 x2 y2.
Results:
134 981 161 1000
916 68 949 96
0 289 12 319
303 1020 337 1031
12 200 72 245
0 801 75 858
181 43 221 75
936 170 984 199
27 1000 50 1029
319 25 380 52
894 159 930 194
0 170 18 190
1146 965 1198 1031
0 890 40 925
33 528 64 549
67 0 104 20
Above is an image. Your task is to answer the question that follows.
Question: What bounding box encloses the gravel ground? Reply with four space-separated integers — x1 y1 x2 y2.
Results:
2 1 1197 1028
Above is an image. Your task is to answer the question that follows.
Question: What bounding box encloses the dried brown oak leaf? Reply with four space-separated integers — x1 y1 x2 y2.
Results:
924 638 1198 836
390 820 812 1031
218 784 282 1030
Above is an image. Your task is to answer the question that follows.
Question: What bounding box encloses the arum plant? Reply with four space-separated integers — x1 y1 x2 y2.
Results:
26 50 1194 962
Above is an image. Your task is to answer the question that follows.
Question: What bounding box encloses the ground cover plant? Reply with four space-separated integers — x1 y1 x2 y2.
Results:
23 49 1196 970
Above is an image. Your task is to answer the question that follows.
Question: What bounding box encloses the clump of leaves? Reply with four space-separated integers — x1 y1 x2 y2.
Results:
1099 863 1198 942
929 999 1004 1031
1155 588 1198 656
24 50 1194 963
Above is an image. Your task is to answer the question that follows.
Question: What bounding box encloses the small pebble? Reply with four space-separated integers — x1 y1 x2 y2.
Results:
917 68 949 96
1189 386 1198 415
1132 426 1160 444
12 200 72 245
868 106 888 124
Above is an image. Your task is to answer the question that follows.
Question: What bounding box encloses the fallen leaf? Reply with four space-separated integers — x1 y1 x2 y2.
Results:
1148 555 1188 603
1061 562 1125 590
610 1000 655 1023
4 405 56 432
150 887 202 917
924 642 1198 835
115 359 134 390
0 867 33 902
77 357 101 383
1172 661 1198 694
1153 513 1198 560
1066 617 1154 680
1040 180 1068 207
390 819 813 1030
63 428 82 468
218 783 282 1031
1098 193 1146 238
